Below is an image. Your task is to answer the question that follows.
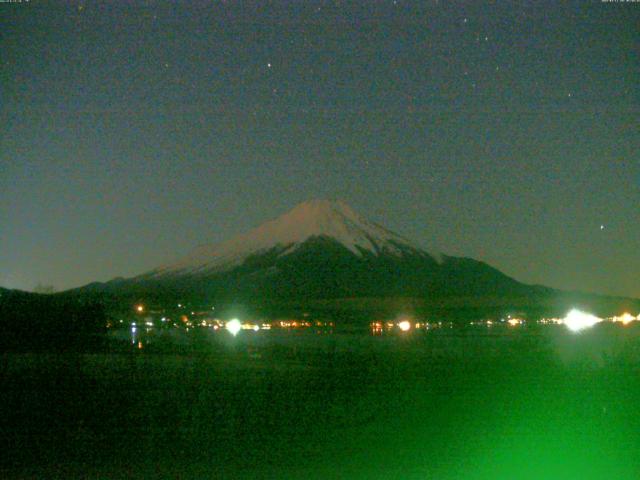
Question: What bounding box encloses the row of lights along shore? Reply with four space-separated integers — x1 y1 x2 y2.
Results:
129 304 639 336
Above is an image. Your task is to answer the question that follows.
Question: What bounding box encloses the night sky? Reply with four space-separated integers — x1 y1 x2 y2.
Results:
2 1 638 297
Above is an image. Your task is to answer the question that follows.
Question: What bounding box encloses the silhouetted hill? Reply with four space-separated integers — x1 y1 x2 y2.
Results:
0 287 107 351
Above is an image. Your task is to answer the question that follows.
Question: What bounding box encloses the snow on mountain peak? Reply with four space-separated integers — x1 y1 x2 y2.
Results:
151 200 434 276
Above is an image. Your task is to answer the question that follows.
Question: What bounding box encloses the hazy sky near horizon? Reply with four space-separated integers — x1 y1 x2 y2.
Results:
1 1 638 298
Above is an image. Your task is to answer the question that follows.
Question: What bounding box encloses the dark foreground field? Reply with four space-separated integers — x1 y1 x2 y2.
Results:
2 326 640 479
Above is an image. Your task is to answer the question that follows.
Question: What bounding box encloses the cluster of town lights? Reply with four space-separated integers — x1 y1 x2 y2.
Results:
129 303 638 336
561 309 639 333
386 310 638 334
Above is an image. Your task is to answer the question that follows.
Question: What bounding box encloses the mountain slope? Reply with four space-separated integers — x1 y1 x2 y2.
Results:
93 199 542 302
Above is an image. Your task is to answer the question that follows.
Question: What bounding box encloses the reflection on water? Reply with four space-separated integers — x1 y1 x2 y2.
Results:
106 314 640 369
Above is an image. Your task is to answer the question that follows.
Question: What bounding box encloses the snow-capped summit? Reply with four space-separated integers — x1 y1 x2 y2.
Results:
91 199 544 303
149 199 435 277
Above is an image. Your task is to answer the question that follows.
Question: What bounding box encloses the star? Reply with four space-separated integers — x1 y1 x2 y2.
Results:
267 62 272 69
600 225 605 230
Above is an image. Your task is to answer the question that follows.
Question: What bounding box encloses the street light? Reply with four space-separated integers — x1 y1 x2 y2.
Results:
226 319 241 336
398 320 411 332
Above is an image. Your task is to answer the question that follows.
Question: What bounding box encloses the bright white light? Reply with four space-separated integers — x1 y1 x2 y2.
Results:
563 309 601 332
252 325 260 332
226 319 241 336
398 320 411 332
613 312 635 325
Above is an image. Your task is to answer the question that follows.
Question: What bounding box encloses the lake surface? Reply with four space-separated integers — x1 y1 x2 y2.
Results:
2 324 640 479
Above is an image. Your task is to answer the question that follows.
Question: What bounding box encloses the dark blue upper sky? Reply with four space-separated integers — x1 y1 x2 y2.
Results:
1 0 638 297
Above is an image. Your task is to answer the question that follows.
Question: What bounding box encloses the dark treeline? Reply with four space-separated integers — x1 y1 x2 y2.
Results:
0 288 107 351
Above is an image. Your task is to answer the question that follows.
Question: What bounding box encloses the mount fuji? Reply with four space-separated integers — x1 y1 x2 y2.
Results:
148 199 435 278
92 199 549 305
